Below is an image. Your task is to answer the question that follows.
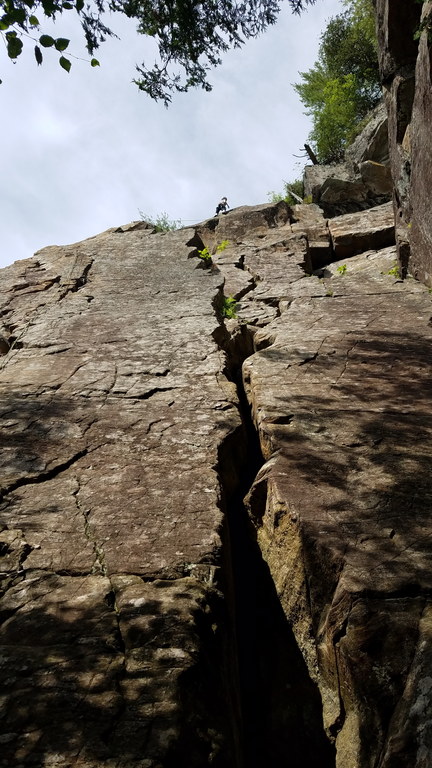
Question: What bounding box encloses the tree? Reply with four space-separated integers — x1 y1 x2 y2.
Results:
0 0 315 102
308 74 360 163
294 0 380 163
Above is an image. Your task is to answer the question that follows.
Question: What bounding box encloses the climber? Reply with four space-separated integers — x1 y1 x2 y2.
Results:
215 197 229 216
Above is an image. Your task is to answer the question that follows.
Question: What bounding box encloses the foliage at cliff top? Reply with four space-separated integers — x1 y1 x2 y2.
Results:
268 178 304 205
294 0 380 163
139 210 181 232
0 0 315 102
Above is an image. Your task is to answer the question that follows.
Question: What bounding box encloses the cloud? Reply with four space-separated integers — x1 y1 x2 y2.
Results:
0 0 343 267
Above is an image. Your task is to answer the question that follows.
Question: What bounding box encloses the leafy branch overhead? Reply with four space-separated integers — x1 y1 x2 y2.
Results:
0 0 315 100
0 0 102 74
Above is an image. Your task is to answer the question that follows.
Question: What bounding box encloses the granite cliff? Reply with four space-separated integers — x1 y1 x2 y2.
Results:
2 5 432 766
374 0 432 285
1 194 432 767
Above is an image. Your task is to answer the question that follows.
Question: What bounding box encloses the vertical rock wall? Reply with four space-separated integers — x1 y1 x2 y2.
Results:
374 0 432 285
198 201 432 768
1 186 432 765
0 223 244 767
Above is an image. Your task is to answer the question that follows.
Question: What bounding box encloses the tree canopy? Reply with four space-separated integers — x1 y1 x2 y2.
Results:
0 0 315 101
294 0 380 163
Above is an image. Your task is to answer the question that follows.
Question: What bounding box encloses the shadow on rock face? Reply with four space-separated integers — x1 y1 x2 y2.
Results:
247 328 432 766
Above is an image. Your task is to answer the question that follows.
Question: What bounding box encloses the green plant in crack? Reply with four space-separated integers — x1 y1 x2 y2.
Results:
216 240 230 253
336 263 347 275
385 263 401 278
414 1 432 42
197 247 212 266
221 296 238 319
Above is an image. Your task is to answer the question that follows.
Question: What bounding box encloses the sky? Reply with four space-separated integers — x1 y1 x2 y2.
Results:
1 0 343 268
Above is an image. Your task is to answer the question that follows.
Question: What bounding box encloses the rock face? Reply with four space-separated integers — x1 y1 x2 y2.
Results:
0 222 244 767
201 204 432 767
374 0 432 285
328 202 395 260
304 103 392 218
1 201 431 767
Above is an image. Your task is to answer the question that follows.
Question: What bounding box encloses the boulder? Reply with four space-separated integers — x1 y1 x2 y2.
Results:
359 160 393 197
345 101 389 169
328 202 395 259
303 103 392 218
320 176 369 208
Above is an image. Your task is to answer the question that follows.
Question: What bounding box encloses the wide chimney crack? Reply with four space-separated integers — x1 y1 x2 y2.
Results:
212 301 336 768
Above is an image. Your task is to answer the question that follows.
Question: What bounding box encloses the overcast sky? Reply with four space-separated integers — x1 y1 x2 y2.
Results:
1 0 343 268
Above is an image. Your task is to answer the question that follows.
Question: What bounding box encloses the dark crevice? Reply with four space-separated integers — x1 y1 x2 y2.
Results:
233 280 257 302
299 352 318 366
59 260 94 299
214 317 336 768
269 414 294 425
14 276 61 295
132 386 176 400
0 448 89 500
98 582 128 748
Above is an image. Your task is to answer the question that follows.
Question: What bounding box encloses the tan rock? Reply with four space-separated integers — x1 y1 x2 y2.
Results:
359 160 393 197
241 237 432 766
0 225 242 766
328 202 395 259
2 193 432 767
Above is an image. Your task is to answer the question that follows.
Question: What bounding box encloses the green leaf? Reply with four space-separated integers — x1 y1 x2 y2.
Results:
55 37 69 51
29 14 40 26
40 0 56 18
34 44 43 65
0 19 10 30
6 32 23 59
39 34 55 47
59 55 71 72
12 8 27 25
76 0 84 10
62 1 73 7
90 58 100 67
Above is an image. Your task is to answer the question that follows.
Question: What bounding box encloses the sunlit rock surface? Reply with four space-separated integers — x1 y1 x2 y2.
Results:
0 221 243 767
1 201 432 767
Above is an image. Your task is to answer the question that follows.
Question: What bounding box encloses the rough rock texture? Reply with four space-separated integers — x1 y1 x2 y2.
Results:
303 103 392 218
1 201 431 767
374 0 432 285
328 202 395 260
0 222 244 767
407 0 432 285
196 203 432 767
345 103 389 169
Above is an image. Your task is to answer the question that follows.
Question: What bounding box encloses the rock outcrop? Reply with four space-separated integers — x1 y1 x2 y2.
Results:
303 103 392 218
1 201 431 767
200 203 432 767
0 223 244 767
374 0 432 285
